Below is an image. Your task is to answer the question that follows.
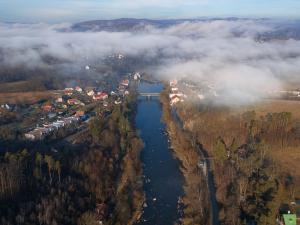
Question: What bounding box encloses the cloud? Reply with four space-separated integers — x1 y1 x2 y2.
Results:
0 19 300 105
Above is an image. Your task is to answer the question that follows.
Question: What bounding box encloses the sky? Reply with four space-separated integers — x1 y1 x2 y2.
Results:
0 0 300 23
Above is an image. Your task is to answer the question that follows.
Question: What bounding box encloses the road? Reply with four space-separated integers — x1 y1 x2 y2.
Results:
171 108 220 225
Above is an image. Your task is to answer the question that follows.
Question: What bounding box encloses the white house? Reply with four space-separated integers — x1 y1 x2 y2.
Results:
75 86 83 92
170 96 181 105
133 72 141 80
87 90 95 96
170 79 178 87
171 87 179 92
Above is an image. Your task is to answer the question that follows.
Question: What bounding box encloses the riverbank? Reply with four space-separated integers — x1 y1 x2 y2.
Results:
160 86 211 225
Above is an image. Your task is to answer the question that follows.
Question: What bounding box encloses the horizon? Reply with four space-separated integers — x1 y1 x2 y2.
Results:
1 0 300 23
1 17 300 26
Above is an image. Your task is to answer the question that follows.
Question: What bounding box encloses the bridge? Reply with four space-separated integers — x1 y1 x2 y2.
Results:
139 92 160 98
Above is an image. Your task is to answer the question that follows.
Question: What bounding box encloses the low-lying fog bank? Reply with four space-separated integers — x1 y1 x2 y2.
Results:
1 19 300 105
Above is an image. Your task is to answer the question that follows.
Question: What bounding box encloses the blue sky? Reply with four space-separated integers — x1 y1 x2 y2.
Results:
0 0 300 23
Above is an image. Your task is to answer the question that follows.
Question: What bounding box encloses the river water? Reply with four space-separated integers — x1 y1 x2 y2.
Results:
135 82 184 225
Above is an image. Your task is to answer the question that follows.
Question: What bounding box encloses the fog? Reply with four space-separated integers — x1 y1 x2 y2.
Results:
1 20 300 105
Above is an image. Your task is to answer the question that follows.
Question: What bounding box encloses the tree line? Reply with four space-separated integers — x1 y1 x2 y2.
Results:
175 99 300 225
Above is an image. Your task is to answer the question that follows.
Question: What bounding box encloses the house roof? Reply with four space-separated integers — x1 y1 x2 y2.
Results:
283 214 296 225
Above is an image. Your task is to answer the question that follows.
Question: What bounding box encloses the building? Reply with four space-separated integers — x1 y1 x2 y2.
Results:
133 72 141 80
1 104 10 110
120 79 129 87
170 79 178 87
25 116 79 141
56 97 63 103
171 87 179 92
170 96 181 105
87 90 95 96
64 90 73 96
281 213 296 225
67 99 83 105
25 127 49 140
93 92 108 101
42 104 53 112
169 93 184 99
75 86 83 92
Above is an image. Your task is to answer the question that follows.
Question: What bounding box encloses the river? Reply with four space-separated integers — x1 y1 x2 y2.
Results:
135 82 184 225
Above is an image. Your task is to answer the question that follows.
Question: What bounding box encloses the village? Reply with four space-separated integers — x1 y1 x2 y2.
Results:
168 78 300 107
168 78 218 106
0 72 142 142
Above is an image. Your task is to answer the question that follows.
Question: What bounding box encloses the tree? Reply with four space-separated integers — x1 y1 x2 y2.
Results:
213 138 227 166
44 155 54 184
54 161 61 183
35 152 43 176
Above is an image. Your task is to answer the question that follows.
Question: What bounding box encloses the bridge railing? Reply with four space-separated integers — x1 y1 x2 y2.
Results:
139 92 160 97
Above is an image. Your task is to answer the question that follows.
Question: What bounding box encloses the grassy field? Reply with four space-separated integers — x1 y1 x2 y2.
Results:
0 91 58 104
233 99 300 120
0 80 47 93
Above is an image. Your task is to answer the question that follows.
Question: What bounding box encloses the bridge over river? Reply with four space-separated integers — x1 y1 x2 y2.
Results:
139 92 160 98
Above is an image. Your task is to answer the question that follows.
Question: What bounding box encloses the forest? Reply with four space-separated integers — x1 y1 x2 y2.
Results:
0 94 144 225
173 93 300 225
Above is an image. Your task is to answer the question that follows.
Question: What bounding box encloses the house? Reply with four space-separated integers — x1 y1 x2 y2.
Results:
42 104 53 112
1 104 10 110
87 90 95 96
85 65 90 70
75 86 83 92
171 87 179 92
25 127 49 140
67 99 83 105
170 96 181 105
56 97 63 103
43 124 55 132
282 213 296 225
63 116 79 124
25 130 42 140
120 79 129 87
133 72 141 80
170 79 178 87
64 89 73 96
76 110 85 117
52 121 65 129
169 93 184 99
93 92 108 101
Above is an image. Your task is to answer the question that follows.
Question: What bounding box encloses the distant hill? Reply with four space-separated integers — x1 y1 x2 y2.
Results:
71 18 250 32
72 18 300 40
72 18 190 32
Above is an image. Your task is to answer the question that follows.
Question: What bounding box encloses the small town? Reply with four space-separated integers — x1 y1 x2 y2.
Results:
0 72 142 142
